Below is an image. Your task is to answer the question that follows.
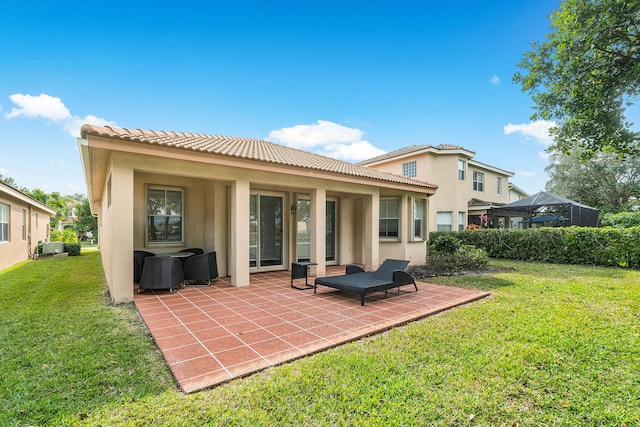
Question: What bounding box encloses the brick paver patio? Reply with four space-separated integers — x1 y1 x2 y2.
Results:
134 266 489 393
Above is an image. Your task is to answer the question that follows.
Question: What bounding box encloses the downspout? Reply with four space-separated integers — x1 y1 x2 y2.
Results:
27 205 33 258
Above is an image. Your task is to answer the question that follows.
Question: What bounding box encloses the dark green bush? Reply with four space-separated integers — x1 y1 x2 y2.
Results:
429 233 461 254
430 227 640 269
427 243 489 272
63 243 81 256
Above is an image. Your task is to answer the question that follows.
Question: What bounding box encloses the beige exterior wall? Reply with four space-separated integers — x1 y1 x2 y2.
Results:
0 184 54 271
364 150 512 232
83 141 432 304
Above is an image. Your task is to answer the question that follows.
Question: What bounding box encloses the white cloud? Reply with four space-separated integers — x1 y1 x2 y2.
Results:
267 120 386 162
5 93 115 137
489 75 500 84
63 114 115 138
5 93 71 121
516 171 537 177
504 120 556 146
50 160 70 169
538 150 551 160
0 167 10 175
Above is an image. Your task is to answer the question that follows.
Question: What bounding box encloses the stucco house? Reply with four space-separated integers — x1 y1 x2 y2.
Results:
78 125 437 304
0 181 56 271
359 144 515 230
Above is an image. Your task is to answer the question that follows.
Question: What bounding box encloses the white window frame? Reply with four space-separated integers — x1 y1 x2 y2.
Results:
402 161 417 178
146 185 185 246
473 171 485 192
411 198 426 241
497 177 502 195
22 209 27 240
379 197 401 239
436 211 453 231
458 211 466 231
458 160 466 181
0 203 9 242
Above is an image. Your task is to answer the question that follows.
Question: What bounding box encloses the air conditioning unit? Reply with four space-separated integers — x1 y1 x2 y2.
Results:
42 242 64 254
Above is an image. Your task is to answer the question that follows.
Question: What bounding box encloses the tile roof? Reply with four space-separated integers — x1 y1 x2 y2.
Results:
359 144 471 165
81 125 437 190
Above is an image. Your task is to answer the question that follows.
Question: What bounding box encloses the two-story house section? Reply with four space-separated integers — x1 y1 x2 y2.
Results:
360 145 514 231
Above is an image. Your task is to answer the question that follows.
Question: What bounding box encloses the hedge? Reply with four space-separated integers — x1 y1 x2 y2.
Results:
64 243 82 256
429 227 640 269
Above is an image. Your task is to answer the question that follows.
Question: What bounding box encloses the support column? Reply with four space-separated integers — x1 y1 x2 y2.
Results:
363 192 379 270
230 179 250 287
110 161 134 303
310 187 326 277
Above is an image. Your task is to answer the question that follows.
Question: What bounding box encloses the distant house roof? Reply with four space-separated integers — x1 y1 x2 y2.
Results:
468 198 505 208
80 125 438 191
358 144 475 165
0 181 57 215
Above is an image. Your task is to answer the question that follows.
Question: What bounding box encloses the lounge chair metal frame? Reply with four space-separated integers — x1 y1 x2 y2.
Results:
313 259 417 306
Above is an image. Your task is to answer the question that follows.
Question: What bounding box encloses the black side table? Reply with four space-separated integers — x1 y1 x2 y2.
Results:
291 262 318 290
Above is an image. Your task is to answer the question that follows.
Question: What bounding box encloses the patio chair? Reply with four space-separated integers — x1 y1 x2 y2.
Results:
314 259 417 306
184 251 219 285
133 250 155 284
138 256 184 293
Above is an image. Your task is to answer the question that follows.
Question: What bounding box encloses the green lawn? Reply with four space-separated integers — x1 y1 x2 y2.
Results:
1 253 638 426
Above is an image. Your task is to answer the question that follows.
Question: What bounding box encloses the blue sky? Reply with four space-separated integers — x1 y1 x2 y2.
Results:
0 0 560 196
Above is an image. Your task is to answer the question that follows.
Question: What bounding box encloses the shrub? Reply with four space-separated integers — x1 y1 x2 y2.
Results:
601 211 640 228
64 243 81 256
50 229 79 244
429 233 461 254
433 227 640 269
427 243 489 272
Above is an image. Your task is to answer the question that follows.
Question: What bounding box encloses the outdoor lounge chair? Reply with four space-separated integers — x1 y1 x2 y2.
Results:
313 259 417 306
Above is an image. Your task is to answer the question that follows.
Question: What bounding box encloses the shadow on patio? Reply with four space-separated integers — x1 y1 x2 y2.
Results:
134 266 489 393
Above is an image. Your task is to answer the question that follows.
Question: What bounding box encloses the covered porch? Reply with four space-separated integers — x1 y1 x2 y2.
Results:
134 266 489 393
79 125 437 304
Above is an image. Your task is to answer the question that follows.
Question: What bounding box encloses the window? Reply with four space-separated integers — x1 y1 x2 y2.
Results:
402 161 417 178
436 211 453 231
458 211 466 231
0 203 8 242
458 160 466 180
22 209 27 240
412 198 425 240
473 171 484 192
107 174 112 207
497 177 502 195
147 186 184 244
379 198 400 238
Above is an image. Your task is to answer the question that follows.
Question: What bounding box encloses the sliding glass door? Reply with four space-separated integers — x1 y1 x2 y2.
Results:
250 193 284 269
296 197 338 263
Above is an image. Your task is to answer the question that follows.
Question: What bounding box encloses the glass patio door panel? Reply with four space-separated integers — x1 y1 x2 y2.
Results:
326 200 337 263
297 199 311 262
250 194 284 269
296 198 338 263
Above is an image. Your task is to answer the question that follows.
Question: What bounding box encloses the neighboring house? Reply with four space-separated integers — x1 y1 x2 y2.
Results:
78 125 437 304
58 200 79 232
0 181 56 271
508 183 529 203
359 145 515 231
507 183 529 228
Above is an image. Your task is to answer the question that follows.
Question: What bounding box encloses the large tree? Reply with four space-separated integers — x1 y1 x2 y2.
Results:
515 0 640 157
74 197 98 240
546 147 640 212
